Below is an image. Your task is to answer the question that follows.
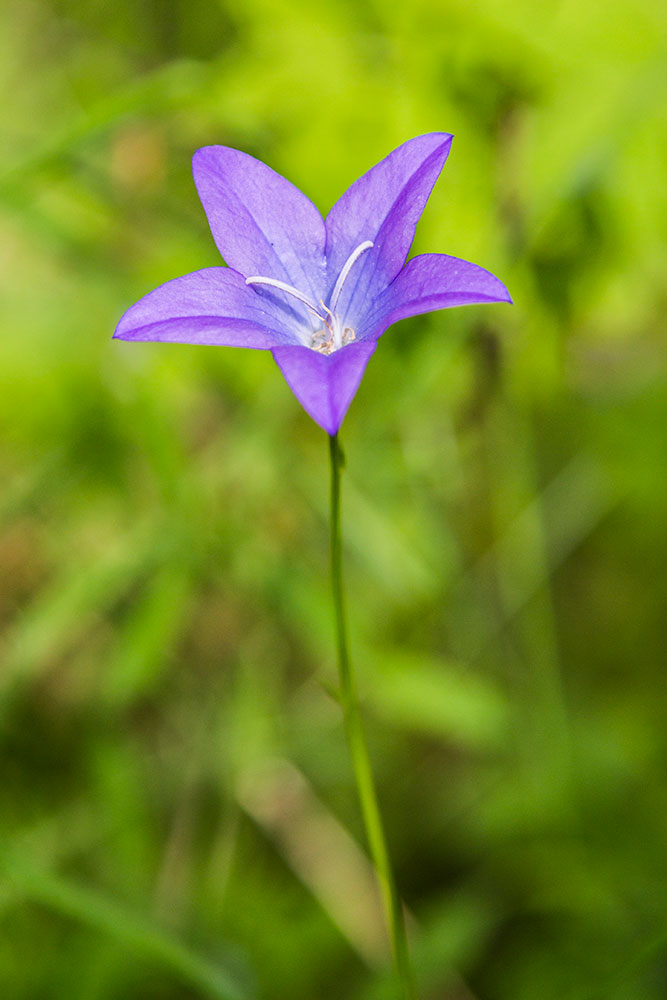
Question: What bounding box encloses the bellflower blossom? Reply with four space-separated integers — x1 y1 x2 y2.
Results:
115 134 511 433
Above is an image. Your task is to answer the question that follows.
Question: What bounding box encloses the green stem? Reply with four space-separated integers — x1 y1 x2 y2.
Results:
328 432 417 1000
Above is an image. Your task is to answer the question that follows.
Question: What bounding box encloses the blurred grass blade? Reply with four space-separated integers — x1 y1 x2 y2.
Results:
0 59 212 187
3 859 250 1000
365 650 509 750
237 757 388 966
0 516 173 703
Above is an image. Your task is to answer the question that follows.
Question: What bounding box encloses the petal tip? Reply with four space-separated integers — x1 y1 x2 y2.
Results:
191 144 231 179
497 284 513 305
192 144 218 161
421 131 454 154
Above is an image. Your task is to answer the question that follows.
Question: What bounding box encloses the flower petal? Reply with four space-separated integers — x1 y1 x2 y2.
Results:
359 254 512 341
114 267 299 348
324 133 453 314
272 342 377 435
192 146 327 304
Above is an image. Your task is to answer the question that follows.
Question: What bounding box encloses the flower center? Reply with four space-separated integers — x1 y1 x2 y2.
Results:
245 240 373 354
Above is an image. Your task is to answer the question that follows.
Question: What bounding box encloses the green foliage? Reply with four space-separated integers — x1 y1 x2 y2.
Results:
0 0 666 996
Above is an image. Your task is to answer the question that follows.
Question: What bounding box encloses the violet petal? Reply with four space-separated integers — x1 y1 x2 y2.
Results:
272 341 377 435
193 146 327 304
359 253 513 342
114 267 298 348
324 134 453 315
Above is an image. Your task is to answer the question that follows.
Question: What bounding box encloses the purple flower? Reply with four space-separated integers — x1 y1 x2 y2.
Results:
115 134 511 434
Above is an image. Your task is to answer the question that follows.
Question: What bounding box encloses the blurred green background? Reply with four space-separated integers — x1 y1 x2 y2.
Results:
1 0 666 997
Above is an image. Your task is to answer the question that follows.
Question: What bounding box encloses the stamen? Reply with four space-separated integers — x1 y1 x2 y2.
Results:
246 240 372 355
245 275 324 318
329 240 374 313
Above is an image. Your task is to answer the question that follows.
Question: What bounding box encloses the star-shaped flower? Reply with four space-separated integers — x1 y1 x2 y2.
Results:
115 133 511 433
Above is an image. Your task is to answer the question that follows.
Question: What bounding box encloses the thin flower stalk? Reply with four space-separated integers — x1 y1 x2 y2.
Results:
329 433 416 1000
